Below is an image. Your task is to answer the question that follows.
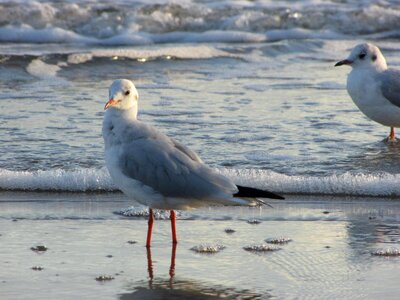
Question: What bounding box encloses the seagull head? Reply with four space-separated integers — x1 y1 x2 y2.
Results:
105 79 139 111
335 43 387 71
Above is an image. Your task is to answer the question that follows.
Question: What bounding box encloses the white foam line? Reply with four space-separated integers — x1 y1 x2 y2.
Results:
0 168 116 192
220 168 400 198
0 25 346 46
1 167 400 197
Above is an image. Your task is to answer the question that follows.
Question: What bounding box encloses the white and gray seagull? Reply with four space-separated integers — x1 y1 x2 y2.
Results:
335 43 400 142
103 79 284 248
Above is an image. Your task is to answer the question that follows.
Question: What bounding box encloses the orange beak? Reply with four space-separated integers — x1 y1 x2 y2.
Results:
104 98 118 110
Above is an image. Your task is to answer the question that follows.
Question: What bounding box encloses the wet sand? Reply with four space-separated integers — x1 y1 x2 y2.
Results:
1 192 399 299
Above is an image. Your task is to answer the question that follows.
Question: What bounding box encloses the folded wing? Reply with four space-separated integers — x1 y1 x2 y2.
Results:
118 123 237 199
380 69 400 108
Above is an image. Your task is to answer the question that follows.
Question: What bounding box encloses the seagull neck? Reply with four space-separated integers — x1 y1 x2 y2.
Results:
105 105 138 124
352 63 387 76
372 61 388 73
127 105 138 120
118 105 138 120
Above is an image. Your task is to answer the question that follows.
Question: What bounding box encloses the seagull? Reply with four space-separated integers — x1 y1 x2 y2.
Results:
335 43 400 142
102 79 284 248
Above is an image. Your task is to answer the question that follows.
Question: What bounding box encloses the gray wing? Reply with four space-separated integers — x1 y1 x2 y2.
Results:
380 69 400 108
170 138 203 163
118 124 236 198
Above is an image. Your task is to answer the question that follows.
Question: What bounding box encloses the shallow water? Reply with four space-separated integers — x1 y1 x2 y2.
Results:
2 1 400 198
4 39 400 196
1 193 400 299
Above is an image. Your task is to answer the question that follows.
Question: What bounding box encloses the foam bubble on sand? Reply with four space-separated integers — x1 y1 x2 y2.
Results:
265 237 292 244
190 244 226 254
371 248 400 257
115 207 183 220
95 275 115 282
243 244 281 252
31 245 48 252
247 219 262 224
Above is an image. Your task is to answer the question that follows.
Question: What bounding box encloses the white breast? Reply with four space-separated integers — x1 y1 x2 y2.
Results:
102 111 165 207
347 69 400 127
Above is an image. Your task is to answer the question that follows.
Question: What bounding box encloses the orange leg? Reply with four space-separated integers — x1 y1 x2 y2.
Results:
146 208 154 248
170 210 178 244
146 246 154 280
169 242 177 279
390 127 396 141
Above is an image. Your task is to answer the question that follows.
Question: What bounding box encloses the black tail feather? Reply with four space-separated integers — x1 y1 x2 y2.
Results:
234 185 284 200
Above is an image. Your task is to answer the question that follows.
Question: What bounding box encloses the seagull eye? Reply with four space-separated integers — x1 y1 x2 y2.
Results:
124 90 130 96
358 53 366 59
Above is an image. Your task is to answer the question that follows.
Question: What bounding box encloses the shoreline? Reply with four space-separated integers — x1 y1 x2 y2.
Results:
1 192 399 299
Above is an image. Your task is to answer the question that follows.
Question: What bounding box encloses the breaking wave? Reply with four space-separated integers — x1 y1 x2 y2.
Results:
1 167 400 198
0 1 399 45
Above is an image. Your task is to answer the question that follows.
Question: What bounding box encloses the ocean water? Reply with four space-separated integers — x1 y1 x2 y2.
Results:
1 1 400 299
2 1 400 196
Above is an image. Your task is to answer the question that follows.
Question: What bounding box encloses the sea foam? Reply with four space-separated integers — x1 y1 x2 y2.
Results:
0 1 398 44
66 45 236 64
1 167 400 197
0 25 337 45
0 168 114 192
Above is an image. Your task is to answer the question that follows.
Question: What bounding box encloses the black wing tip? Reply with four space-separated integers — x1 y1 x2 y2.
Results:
234 185 285 200
261 192 285 200
270 193 285 200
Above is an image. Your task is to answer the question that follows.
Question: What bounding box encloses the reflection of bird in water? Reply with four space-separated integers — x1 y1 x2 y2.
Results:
103 79 284 247
120 244 266 300
146 244 177 283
